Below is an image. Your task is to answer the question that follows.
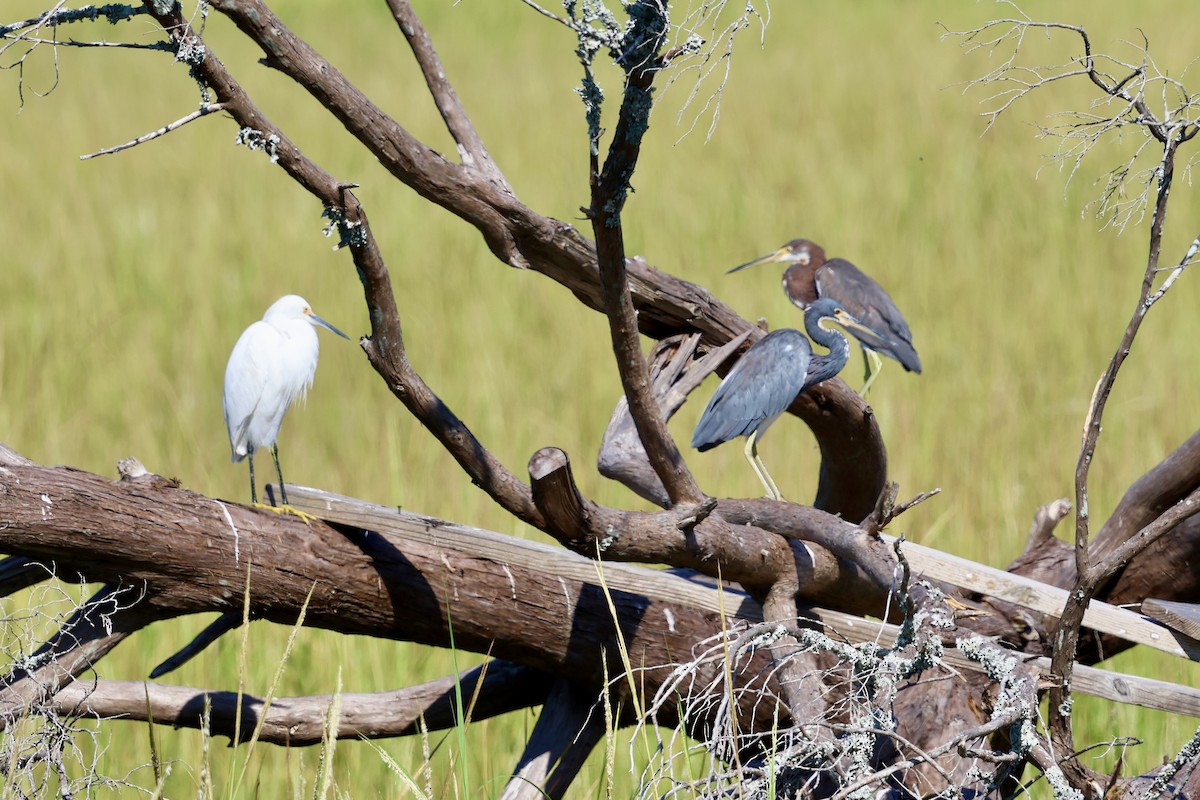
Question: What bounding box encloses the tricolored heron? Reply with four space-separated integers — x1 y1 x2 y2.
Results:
729 239 921 396
691 297 875 500
224 294 349 506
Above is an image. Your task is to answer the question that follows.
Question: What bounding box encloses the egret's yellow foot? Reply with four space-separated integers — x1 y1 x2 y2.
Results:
253 502 318 525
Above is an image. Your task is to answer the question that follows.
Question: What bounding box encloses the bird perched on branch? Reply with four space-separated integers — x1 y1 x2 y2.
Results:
691 297 874 500
223 294 349 508
729 238 921 396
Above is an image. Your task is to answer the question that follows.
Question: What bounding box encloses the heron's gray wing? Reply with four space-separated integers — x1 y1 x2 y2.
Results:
692 329 812 451
817 259 921 373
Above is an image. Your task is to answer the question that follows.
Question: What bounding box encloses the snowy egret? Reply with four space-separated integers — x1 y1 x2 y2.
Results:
223 294 349 506
691 298 875 500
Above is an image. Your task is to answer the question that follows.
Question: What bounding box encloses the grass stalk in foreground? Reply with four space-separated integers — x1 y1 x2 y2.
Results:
444 598 472 800
313 669 341 800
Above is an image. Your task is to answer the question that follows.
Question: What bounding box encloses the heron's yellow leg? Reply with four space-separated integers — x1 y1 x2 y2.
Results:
861 349 883 398
743 431 783 501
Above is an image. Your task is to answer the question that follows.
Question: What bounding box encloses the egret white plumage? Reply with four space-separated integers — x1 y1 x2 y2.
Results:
691 297 874 500
223 294 349 506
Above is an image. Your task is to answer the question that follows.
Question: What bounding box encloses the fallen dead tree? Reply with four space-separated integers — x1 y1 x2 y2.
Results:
3 2 1200 798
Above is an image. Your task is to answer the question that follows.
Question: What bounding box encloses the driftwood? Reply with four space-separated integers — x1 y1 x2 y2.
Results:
4 442 1200 796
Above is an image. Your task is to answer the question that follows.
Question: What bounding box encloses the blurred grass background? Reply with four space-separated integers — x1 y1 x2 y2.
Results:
2 0 1200 796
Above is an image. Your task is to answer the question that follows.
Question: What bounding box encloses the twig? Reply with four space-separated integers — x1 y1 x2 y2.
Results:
517 0 570 28
5 36 170 51
945 15 1200 232
0 3 144 38
80 102 226 160
662 1 768 143
1147 230 1200 307
828 712 1020 800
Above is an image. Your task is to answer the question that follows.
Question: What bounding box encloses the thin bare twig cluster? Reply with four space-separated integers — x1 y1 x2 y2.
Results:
945 5 1200 232
519 0 767 142
0 576 154 797
628 585 1051 800
0 4 164 109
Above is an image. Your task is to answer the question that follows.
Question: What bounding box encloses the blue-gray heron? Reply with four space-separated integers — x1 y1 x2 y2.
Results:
691 297 875 500
728 238 921 396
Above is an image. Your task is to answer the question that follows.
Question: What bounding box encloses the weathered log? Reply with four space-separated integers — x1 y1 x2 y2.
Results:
5 450 1200 797
0 452 782 738
46 660 547 746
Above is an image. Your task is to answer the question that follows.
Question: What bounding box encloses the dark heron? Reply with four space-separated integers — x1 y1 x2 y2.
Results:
728 238 921 396
691 297 875 500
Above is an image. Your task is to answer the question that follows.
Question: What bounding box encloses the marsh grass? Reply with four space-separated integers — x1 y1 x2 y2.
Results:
3 0 1200 795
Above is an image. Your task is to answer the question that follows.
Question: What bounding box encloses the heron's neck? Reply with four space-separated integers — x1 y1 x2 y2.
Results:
783 263 819 307
803 314 850 385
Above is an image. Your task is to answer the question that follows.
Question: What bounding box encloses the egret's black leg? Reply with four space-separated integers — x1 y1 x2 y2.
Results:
248 453 258 505
271 444 289 506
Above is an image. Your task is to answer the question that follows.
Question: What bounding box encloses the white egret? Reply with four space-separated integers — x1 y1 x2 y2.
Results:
223 294 349 506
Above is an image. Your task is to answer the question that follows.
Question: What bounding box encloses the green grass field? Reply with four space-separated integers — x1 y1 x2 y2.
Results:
3 0 1200 796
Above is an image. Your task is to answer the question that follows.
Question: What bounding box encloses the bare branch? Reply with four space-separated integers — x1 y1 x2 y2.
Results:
1017 498 1072 561
578 1 705 507
79 102 227 160
48 661 549 747
137 0 548 527
0 3 144 37
949 12 1200 779
384 0 511 191
141 0 885 520
1091 486 1200 587
517 0 570 28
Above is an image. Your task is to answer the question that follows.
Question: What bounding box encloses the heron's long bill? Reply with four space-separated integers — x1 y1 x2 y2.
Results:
830 308 877 339
727 245 793 274
306 310 350 339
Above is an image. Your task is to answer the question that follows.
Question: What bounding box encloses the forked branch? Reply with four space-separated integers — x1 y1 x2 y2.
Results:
576 1 705 507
